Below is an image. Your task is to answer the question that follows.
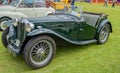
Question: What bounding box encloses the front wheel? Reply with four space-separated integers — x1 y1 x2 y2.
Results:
23 36 56 69
97 24 110 44
2 27 9 48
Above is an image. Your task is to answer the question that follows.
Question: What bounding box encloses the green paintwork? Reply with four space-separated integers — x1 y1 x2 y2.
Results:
6 12 112 55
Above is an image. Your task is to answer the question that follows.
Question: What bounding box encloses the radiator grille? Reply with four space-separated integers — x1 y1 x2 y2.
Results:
16 22 26 45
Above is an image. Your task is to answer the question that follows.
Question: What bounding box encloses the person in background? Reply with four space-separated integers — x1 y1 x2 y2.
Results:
54 0 60 2
71 0 78 16
46 0 50 8
25 0 34 5
71 0 75 11
24 0 34 7
0 0 3 4
103 0 108 7
112 0 117 7
9 0 19 6
8 0 12 4
2 0 8 4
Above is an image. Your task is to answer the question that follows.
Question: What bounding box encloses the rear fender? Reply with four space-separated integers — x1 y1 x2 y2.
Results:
97 19 112 33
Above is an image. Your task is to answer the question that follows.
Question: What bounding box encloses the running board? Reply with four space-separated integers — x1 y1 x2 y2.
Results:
69 39 97 45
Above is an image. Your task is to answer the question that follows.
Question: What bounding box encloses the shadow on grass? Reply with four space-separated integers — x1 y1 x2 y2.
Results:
55 43 96 58
2 43 97 72
0 32 98 72
5 53 33 71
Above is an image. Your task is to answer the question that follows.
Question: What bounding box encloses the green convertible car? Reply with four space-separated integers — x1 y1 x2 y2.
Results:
2 11 112 69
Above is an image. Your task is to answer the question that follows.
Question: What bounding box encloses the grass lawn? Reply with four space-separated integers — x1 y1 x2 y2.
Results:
0 2 120 73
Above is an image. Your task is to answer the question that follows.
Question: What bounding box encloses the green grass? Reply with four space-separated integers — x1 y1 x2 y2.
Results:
0 3 120 73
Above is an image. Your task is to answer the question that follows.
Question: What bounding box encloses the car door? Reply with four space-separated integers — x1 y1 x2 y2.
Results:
76 18 97 40
48 14 79 41
34 0 51 17
15 0 36 17
46 15 79 40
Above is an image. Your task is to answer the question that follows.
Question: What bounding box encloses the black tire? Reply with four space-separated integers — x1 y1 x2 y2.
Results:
97 24 110 44
2 27 9 48
0 18 11 31
23 36 56 69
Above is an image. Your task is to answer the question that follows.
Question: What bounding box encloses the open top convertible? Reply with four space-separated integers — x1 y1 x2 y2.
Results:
2 8 112 69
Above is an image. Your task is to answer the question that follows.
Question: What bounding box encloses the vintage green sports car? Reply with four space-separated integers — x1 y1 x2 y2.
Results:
2 11 112 69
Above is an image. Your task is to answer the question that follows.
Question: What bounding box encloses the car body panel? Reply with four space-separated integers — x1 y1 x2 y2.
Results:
0 5 15 11
0 11 28 19
15 8 36 17
27 28 97 45
27 13 97 40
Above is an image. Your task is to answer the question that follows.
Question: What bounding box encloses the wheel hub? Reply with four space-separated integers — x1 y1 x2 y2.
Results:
101 31 106 39
29 39 54 66
99 25 109 43
36 48 45 55
1 20 8 30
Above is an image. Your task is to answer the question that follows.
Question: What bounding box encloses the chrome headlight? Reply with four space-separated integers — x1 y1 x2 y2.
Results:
25 22 34 32
13 18 19 27
22 19 34 32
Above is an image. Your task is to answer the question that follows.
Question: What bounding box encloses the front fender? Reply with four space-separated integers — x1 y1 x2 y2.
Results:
27 28 62 37
0 11 28 19
27 28 73 44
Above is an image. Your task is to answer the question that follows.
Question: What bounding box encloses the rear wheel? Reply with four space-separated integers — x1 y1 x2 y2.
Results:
23 36 56 69
97 24 110 44
2 27 9 48
0 18 11 31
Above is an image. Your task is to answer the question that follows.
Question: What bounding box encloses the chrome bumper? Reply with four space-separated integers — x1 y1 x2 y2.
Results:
7 44 20 57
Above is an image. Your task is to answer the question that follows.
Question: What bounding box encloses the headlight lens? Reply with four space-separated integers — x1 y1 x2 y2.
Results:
22 19 34 32
13 18 19 27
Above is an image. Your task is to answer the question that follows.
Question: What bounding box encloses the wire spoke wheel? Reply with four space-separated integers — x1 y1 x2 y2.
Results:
30 40 52 64
23 36 56 69
97 24 110 44
99 25 109 42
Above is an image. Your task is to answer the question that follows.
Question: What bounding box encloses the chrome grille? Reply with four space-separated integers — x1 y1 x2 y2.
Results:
16 21 27 45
